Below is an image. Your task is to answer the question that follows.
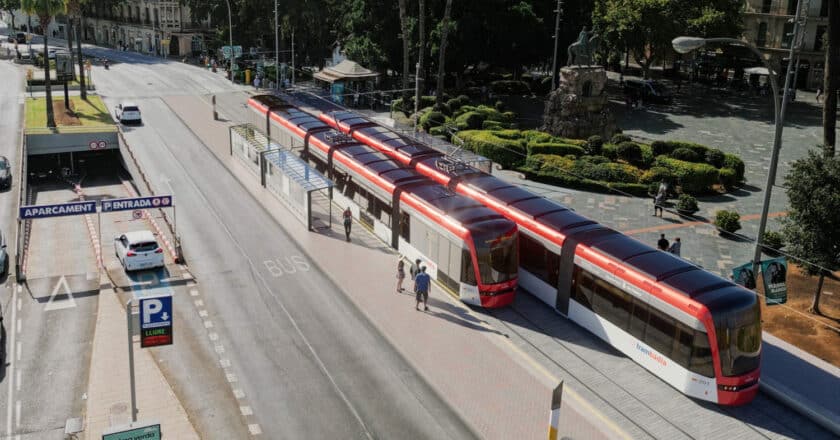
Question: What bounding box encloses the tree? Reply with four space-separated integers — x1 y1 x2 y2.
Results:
781 150 840 315
434 0 452 105
593 0 742 78
417 0 426 106
22 0 66 128
824 0 839 157
0 0 18 31
65 0 88 100
398 0 411 101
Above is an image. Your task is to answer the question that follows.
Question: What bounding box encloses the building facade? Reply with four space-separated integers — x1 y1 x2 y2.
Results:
742 0 830 90
80 0 210 57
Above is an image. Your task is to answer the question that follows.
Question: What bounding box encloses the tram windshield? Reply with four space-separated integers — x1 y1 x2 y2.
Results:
474 230 518 285
716 300 762 377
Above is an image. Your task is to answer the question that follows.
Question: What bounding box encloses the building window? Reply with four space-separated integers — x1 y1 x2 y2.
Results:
787 0 797 15
815 25 827 51
762 0 772 14
757 22 768 47
821 0 829 17
781 21 795 48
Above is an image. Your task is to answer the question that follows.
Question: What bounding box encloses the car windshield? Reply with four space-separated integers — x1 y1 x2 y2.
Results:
123 106 140 112
130 241 159 252
715 300 761 376
474 228 518 285
0 158 7 169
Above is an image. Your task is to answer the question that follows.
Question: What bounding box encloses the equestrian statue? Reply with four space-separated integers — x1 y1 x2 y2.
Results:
567 27 602 66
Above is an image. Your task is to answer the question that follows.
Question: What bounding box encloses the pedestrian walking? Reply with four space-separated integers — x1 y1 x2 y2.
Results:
410 258 421 282
816 88 823 103
667 237 681 256
657 234 669 251
396 260 406 293
253 75 261 90
342 207 352 241
414 266 431 312
653 190 665 217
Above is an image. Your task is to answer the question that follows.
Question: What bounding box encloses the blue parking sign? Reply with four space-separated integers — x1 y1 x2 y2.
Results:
139 295 173 347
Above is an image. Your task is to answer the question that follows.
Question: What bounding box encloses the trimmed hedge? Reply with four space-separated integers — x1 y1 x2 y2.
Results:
640 166 675 184
617 141 643 165
522 155 649 196
527 142 587 157
391 95 436 115
718 167 737 189
585 136 603 155
705 148 725 168
670 147 702 162
650 140 675 157
482 120 507 130
420 110 447 130
654 156 719 193
611 134 632 144
455 111 485 130
459 130 527 168
723 154 745 182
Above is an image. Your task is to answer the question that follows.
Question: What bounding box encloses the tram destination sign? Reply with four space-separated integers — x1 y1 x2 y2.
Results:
20 201 97 219
101 195 173 213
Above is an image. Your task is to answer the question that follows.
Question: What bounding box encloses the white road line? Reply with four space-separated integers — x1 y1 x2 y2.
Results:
203 320 213 329
226 373 238 383
6 283 17 437
208 332 219 341
193 299 204 307
198 310 208 318
16 318 20 334
233 389 245 399
220 358 231 368
214 345 225 355
16 298 20 312
240 406 253 416
15 370 20 392
14 400 20 428
189 289 199 297
248 424 262 435
15 342 20 362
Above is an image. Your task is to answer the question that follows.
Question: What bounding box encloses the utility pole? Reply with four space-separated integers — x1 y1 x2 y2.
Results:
550 0 563 91
414 61 421 132
274 0 279 89
291 29 295 87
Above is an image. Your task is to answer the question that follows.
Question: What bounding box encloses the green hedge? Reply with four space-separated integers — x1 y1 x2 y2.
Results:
718 167 737 189
670 147 702 162
455 111 486 130
527 142 586 157
723 154 745 182
654 156 719 194
420 110 447 130
640 166 675 185
617 142 643 165
459 130 527 168
482 120 507 130
521 155 649 196
490 80 530 95
391 95 436 115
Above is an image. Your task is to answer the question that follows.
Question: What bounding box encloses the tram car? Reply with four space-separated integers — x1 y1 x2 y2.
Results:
312 109 762 405
247 95 519 307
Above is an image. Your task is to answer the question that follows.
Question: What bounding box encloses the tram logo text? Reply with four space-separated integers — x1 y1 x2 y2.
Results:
636 342 667 367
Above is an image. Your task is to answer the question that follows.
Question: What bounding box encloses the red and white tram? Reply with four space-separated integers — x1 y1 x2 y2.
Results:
312 109 762 405
247 95 519 307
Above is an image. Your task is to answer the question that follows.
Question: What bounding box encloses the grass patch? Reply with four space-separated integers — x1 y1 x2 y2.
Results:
25 95 112 129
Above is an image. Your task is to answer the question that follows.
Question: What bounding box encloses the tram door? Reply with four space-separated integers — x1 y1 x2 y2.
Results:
555 239 576 316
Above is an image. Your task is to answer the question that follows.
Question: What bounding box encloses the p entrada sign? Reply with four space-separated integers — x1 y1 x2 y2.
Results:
20 201 97 219
101 195 173 213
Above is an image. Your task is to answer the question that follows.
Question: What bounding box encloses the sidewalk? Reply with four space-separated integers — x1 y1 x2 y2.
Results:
164 93 624 439
84 277 199 439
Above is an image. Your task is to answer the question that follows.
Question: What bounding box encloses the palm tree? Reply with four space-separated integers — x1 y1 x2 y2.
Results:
435 0 453 106
64 0 87 100
21 0 66 128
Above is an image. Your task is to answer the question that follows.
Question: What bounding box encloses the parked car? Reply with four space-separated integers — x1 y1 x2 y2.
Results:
114 231 165 272
114 102 142 125
0 229 7 277
623 79 673 105
0 156 11 190
15 33 26 44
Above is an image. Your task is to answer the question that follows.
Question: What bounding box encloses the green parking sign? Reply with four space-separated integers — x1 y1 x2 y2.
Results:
102 422 161 440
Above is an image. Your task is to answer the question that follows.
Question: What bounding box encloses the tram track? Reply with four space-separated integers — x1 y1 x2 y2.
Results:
488 298 830 439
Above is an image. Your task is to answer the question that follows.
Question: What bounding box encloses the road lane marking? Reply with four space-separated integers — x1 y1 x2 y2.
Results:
15 370 20 392
194 299 204 307
220 359 231 368
14 400 20 428
16 319 20 334
16 342 20 362
203 320 213 329
240 406 253 416
214 345 225 354
6 282 17 437
226 373 238 383
233 389 245 399
16 298 20 311
44 275 78 312
198 310 208 318
190 289 199 297
248 424 262 435
208 332 219 341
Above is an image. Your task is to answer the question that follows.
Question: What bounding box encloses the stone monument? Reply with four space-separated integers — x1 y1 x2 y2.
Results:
543 28 616 140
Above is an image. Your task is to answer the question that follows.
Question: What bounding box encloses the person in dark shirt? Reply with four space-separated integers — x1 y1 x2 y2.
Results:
657 234 669 251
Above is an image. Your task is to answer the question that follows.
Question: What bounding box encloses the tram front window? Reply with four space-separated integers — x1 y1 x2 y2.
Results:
474 230 518 285
716 300 761 376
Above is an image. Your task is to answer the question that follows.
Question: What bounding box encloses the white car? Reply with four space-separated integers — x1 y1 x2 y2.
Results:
115 102 142 125
114 231 165 271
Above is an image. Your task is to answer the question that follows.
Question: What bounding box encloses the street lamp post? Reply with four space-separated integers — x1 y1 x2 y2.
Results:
224 0 234 81
672 13 802 280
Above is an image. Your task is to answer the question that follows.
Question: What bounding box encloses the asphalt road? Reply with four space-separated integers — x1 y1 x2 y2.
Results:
90 47 476 438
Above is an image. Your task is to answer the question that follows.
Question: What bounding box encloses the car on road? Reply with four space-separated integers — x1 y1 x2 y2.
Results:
623 79 673 105
0 156 11 190
0 229 8 277
114 102 142 125
114 230 165 272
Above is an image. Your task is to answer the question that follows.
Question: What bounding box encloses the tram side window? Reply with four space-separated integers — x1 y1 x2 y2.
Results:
645 308 677 357
689 331 715 377
671 323 694 368
628 299 649 340
591 280 632 328
461 249 477 285
399 212 410 242
546 250 560 286
519 234 560 286
574 269 595 310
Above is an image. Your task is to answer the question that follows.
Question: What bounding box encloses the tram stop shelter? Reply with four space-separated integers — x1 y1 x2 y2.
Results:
229 124 333 231
313 60 379 106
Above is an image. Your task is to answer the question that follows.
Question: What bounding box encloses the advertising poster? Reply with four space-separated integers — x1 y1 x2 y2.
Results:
732 262 756 290
761 257 788 305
